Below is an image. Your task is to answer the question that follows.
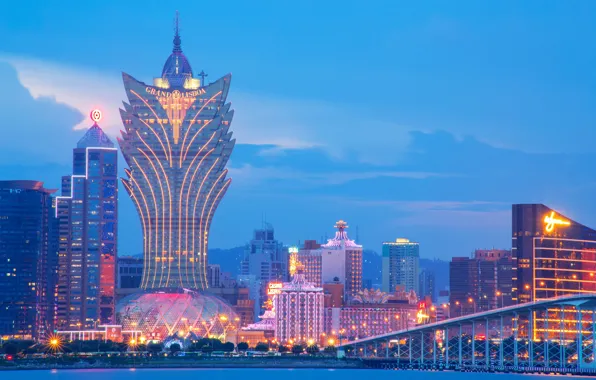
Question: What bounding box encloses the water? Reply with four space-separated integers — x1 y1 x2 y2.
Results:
0 369 553 380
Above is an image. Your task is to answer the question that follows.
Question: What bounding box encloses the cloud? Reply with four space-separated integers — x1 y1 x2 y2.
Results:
3 55 413 164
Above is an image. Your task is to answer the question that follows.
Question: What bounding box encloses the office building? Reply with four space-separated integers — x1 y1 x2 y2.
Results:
418 269 436 302
449 249 512 316
512 204 596 303
56 113 118 330
382 238 419 294
240 224 288 316
207 264 221 288
118 15 235 291
0 181 58 339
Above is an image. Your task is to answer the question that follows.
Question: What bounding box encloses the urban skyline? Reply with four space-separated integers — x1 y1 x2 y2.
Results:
3 2 596 261
2 4 596 370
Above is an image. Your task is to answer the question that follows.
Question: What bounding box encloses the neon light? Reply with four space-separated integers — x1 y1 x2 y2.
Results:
130 89 173 165
90 109 102 123
202 178 231 288
180 91 222 163
544 211 570 232
122 180 150 289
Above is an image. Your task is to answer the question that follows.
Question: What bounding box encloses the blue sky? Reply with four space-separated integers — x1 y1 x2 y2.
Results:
1 1 595 259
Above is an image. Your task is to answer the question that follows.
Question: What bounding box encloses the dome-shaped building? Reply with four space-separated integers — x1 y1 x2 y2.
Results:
116 289 238 341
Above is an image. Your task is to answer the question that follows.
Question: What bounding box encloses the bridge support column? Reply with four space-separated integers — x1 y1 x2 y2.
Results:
577 308 582 369
445 327 449 368
485 318 489 369
544 309 549 368
420 331 424 366
458 324 462 368
472 320 476 367
513 312 518 368
529 310 534 367
499 315 504 368
364 344 367 357
386 339 389 358
409 334 412 364
433 329 437 365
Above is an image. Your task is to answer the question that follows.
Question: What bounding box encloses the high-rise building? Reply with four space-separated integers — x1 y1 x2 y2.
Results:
418 269 436 302
297 240 322 286
118 16 234 291
382 238 419 294
117 256 143 289
115 16 239 341
274 271 324 344
449 249 512 316
56 113 118 330
320 220 363 300
0 180 58 339
240 224 288 316
207 264 221 288
512 204 596 303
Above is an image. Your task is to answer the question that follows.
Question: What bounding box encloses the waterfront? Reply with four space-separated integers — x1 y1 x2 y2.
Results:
0 368 565 380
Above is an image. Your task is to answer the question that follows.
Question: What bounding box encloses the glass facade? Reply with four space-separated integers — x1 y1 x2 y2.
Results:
512 204 596 303
382 238 420 295
56 123 118 330
119 27 234 291
0 180 58 339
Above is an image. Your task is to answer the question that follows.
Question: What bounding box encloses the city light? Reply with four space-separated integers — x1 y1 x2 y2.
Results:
544 211 570 232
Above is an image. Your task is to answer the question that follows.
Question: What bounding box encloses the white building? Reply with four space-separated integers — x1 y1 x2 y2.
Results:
274 272 324 344
382 238 420 294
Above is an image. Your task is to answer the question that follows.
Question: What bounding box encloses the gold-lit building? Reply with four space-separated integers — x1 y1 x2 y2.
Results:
512 204 596 304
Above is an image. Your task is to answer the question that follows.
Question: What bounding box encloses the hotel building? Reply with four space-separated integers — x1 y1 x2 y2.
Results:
118 16 235 291
56 114 118 329
274 270 324 344
512 204 596 303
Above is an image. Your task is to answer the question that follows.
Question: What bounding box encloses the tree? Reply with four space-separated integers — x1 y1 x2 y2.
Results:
278 345 289 353
222 342 235 352
292 344 304 355
3 343 18 356
147 343 163 354
306 345 320 355
201 345 213 355
237 342 249 351
170 343 181 354
255 343 269 352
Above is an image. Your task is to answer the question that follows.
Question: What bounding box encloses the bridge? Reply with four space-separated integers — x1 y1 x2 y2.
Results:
339 294 596 372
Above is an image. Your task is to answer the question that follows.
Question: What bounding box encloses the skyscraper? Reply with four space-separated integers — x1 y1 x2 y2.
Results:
382 238 419 294
512 204 596 303
240 224 288 316
118 17 234 291
0 180 58 339
418 269 436 302
56 112 118 330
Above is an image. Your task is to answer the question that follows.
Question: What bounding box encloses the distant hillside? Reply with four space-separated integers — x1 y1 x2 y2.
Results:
209 246 244 276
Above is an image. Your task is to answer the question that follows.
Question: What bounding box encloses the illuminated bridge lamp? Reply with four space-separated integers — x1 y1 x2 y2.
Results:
90 109 102 123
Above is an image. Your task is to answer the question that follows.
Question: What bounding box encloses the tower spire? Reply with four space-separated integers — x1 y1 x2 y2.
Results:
173 11 182 53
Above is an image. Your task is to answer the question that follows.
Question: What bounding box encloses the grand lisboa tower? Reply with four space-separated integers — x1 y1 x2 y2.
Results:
116 16 237 341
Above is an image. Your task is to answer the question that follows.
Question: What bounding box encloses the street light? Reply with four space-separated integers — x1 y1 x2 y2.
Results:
468 297 476 314
496 291 504 308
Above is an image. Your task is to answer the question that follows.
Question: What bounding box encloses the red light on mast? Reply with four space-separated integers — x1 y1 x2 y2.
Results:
90 109 102 123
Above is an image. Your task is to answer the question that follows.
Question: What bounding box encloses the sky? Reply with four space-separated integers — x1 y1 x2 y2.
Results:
1 1 596 259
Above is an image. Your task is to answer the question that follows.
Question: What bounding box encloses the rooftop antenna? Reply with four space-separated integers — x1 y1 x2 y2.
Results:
173 11 182 53
198 70 208 86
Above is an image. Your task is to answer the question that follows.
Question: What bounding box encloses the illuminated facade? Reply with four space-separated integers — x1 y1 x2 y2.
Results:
118 18 234 290
321 220 363 299
116 289 238 341
324 289 417 342
297 240 323 286
512 204 596 303
56 113 118 330
382 238 419 294
274 272 324 344
0 181 58 339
